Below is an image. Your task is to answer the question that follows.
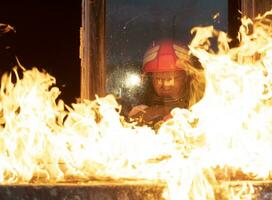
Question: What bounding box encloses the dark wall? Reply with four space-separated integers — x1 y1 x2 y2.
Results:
0 0 81 104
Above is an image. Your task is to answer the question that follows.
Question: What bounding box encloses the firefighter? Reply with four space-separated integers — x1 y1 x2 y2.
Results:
128 39 205 126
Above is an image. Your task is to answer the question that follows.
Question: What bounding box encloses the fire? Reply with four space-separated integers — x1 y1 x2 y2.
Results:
1 11 272 200
190 11 272 177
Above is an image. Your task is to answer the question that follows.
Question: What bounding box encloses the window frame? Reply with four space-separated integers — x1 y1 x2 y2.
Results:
80 0 106 100
241 0 272 18
80 0 243 100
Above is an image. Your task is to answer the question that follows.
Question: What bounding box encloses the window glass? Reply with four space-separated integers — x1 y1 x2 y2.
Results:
106 0 228 123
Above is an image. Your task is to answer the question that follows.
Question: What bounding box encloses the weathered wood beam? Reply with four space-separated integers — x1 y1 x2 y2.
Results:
80 0 106 101
241 0 272 18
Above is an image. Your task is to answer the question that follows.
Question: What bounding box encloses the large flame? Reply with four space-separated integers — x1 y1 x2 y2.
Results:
1 11 272 200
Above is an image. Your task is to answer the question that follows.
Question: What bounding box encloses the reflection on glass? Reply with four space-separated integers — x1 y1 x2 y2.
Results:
106 0 227 124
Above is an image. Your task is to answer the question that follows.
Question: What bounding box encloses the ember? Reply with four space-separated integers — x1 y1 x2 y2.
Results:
1 10 272 200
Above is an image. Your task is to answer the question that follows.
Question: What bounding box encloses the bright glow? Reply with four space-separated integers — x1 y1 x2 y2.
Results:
0 10 272 200
125 73 141 88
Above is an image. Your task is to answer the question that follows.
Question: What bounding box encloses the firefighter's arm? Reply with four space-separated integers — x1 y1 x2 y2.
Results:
129 105 168 122
128 104 149 118
141 105 168 122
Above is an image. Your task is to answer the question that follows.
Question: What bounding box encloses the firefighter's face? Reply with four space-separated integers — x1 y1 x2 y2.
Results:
152 71 187 99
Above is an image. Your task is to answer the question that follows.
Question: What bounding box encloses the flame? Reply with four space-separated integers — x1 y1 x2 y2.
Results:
190 11 272 177
1 11 272 200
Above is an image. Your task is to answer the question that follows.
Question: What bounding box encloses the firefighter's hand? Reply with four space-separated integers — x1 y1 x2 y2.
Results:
129 105 164 123
128 104 148 118
141 106 167 122
128 105 171 127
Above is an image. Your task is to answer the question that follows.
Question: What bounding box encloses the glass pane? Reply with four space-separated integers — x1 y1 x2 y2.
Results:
106 0 228 125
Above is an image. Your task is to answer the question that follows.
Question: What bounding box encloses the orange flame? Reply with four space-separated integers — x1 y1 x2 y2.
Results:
1 11 272 200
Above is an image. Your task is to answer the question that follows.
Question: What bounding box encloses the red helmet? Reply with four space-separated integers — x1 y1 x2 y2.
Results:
142 40 191 73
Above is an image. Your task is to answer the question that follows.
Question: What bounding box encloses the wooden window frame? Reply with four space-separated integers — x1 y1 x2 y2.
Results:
80 0 106 100
241 0 256 18
241 0 272 18
80 0 251 100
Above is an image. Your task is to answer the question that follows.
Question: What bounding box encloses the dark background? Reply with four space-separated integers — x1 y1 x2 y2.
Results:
0 0 81 104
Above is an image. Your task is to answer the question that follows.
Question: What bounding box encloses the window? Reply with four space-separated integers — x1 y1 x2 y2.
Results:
105 0 227 114
81 0 230 124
